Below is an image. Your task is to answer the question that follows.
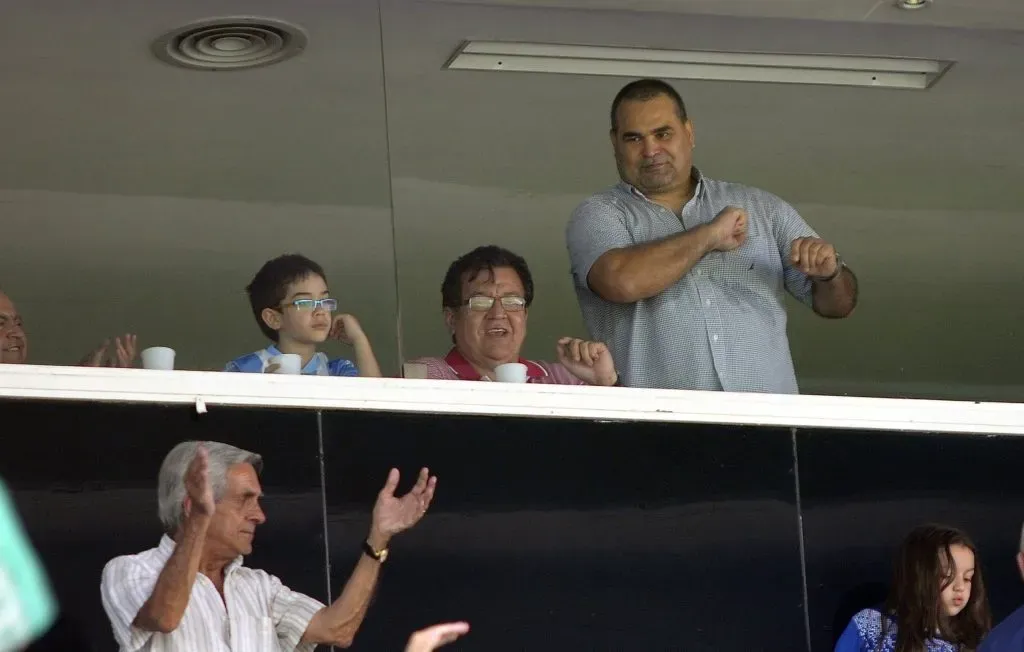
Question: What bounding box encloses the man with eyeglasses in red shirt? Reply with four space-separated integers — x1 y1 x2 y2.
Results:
407 246 619 386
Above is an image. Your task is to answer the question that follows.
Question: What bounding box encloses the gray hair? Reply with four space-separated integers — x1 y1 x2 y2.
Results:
157 441 263 535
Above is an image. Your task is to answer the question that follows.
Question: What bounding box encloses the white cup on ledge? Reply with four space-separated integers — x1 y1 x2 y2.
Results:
141 347 176 371
494 362 528 383
268 354 302 375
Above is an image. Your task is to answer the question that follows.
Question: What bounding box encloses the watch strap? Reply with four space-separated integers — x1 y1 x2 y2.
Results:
813 255 845 283
362 540 388 563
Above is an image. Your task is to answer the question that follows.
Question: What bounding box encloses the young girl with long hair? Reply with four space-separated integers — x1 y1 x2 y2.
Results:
835 523 991 652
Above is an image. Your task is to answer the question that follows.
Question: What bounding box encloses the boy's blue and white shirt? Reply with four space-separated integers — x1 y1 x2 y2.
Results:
224 345 358 377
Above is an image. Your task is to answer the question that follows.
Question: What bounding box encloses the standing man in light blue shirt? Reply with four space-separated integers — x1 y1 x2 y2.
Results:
566 78 858 393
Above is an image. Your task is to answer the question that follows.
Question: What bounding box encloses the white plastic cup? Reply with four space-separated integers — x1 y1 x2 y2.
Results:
140 347 175 371
494 362 528 383
268 354 302 375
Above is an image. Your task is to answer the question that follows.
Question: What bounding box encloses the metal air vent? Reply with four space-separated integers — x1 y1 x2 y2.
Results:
152 17 307 71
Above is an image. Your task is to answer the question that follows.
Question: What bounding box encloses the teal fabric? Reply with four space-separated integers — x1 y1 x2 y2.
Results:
0 477 56 651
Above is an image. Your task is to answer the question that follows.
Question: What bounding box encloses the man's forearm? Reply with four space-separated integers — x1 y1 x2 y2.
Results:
587 225 715 303
133 517 208 633
812 267 858 318
302 532 386 647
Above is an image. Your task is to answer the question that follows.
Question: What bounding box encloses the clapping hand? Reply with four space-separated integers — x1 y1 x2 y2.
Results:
405 622 470 652
79 334 138 368
184 444 215 520
370 467 437 542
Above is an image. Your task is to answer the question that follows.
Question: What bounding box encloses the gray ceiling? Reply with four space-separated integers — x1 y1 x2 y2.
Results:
1 0 1022 399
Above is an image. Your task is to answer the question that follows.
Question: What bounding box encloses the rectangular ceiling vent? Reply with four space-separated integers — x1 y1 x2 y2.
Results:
444 41 953 90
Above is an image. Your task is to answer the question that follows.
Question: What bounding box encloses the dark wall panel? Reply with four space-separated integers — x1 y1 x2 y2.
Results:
14 396 1021 652
0 399 325 652
321 411 805 651
798 429 1024 651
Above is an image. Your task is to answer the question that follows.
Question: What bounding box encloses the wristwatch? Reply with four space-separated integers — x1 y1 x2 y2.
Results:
362 540 389 563
814 254 846 283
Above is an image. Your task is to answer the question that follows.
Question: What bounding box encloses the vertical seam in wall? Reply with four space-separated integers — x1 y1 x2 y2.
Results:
375 0 405 368
792 427 813 652
316 411 333 618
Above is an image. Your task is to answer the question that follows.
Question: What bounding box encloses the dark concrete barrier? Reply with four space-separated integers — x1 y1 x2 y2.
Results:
2 397 1023 651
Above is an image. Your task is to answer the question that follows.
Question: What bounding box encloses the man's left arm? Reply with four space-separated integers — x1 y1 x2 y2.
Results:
298 467 437 648
770 196 858 319
795 242 858 319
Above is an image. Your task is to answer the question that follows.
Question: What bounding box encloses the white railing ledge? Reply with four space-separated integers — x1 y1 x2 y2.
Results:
0 364 1023 436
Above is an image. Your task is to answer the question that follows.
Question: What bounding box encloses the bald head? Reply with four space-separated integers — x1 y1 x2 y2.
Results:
0 291 28 364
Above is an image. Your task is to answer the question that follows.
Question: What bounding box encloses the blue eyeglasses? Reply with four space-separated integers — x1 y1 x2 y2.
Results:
279 298 338 312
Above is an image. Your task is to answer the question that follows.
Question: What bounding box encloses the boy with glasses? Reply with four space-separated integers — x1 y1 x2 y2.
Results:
224 254 382 377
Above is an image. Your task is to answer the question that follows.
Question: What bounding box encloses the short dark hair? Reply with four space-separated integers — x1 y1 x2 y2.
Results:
441 245 534 310
245 254 327 342
610 78 688 133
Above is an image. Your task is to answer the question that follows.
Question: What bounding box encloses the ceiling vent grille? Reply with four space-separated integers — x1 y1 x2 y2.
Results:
152 17 307 71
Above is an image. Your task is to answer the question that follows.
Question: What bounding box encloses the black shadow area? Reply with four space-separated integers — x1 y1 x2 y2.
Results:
321 410 804 652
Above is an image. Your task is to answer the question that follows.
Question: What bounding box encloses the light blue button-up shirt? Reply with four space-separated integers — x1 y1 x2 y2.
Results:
567 168 819 393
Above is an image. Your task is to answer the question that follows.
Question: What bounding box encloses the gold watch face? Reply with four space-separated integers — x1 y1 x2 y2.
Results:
377 548 389 563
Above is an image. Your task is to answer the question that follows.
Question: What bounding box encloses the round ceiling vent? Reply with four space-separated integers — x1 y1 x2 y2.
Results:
895 0 931 9
152 17 307 71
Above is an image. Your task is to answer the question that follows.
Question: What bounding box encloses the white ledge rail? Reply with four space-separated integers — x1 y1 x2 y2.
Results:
1 364 1023 436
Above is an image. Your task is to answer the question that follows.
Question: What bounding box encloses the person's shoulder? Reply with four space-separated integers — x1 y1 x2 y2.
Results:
537 361 586 385
852 607 883 623
233 565 277 585
850 608 889 642
981 603 1024 650
406 356 445 368
101 544 163 582
225 349 267 373
325 356 357 376
232 566 308 600
405 356 457 380
571 185 632 219
704 175 790 207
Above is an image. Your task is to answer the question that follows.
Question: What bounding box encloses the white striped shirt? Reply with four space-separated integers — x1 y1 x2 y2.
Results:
100 536 325 652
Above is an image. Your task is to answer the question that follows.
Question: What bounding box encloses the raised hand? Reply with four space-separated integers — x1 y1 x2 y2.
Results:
79 334 138 368
184 444 216 519
790 237 838 279
555 337 618 386
79 340 109 367
404 622 470 652
112 334 138 368
371 468 437 541
329 314 366 346
709 206 748 252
